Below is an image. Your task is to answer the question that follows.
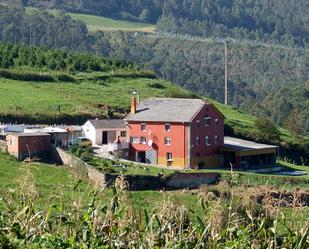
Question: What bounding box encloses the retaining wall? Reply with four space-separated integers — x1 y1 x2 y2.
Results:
49 146 105 187
50 146 220 190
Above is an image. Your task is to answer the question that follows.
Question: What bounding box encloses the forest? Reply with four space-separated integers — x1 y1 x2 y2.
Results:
23 0 309 48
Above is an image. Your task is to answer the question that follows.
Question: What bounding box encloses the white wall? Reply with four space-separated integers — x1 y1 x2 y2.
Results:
82 121 97 145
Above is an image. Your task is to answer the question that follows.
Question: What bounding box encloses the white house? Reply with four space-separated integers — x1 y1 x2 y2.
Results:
82 119 128 145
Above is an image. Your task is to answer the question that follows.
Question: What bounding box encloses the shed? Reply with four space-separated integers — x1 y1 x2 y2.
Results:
6 133 50 160
220 136 278 169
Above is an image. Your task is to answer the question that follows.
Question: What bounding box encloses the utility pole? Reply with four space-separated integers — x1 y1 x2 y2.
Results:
224 41 228 105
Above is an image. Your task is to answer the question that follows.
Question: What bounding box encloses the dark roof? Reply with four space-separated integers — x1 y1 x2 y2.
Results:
9 132 50 137
88 119 126 129
125 98 206 123
223 136 278 151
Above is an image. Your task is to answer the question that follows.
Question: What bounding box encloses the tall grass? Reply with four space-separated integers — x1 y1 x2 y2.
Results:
0 166 308 248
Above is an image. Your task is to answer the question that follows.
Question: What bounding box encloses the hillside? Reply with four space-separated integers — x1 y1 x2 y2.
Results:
0 43 308 165
0 5 308 137
24 0 308 48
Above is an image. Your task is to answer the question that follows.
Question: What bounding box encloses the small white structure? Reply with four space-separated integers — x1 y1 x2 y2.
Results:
82 119 128 145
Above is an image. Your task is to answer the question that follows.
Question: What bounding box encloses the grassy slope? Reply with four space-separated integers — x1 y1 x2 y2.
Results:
0 68 301 144
26 7 156 33
67 12 156 33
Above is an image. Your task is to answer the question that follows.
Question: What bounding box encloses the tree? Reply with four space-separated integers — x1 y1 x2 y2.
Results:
284 109 304 138
254 117 281 143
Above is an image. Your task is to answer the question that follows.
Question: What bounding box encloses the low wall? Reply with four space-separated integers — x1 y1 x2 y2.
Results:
50 146 220 190
166 173 220 189
49 146 105 187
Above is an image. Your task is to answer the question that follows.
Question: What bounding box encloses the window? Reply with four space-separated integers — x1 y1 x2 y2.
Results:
140 137 147 144
214 135 218 145
215 118 219 127
165 124 171 132
9 138 13 146
120 131 127 137
204 116 211 126
130 137 139 144
196 136 200 145
164 137 171 145
141 123 146 131
166 152 173 161
205 136 210 146
196 120 200 128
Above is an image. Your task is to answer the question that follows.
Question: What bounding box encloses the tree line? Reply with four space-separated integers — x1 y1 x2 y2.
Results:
0 42 134 72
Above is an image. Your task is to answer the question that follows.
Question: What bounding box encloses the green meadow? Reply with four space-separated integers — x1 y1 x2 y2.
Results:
26 7 156 33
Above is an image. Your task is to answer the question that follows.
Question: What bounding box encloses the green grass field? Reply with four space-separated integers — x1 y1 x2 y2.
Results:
67 12 156 33
26 7 156 33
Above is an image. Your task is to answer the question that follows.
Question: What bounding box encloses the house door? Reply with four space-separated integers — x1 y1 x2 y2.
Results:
102 131 108 144
137 151 146 163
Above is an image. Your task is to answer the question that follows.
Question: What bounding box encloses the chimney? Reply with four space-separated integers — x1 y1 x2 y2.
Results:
131 96 137 114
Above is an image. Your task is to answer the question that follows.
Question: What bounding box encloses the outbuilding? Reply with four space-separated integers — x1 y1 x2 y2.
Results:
6 133 51 160
82 119 128 145
220 136 278 169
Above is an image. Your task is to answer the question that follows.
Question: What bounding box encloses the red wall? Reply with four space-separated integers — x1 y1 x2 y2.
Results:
190 104 224 157
128 122 188 160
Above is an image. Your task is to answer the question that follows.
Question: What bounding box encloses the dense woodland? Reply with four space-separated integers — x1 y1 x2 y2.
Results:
157 0 308 48
0 6 89 51
24 0 309 48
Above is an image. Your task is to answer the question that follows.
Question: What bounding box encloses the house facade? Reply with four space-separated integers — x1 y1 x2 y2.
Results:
6 133 50 160
125 97 224 168
82 119 128 145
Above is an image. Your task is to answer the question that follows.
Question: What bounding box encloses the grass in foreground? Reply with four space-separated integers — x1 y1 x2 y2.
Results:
0 152 308 248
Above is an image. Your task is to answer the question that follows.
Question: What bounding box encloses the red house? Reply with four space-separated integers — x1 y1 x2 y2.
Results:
125 97 224 168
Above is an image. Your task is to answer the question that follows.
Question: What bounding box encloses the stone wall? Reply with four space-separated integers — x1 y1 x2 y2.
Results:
49 146 220 190
49 146 105 187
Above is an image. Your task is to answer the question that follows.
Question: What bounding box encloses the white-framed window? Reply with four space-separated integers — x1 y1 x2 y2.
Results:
196 120 200 128
164 137 171 145
196 136 200 145
204 116 211 126
140 137 147 144
166 152 173 161
165 123 171 132
120 131 127 137
214 135 218 145
130 137 139 144
215 118 219 127
205 136 210 146
141 123 146 131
